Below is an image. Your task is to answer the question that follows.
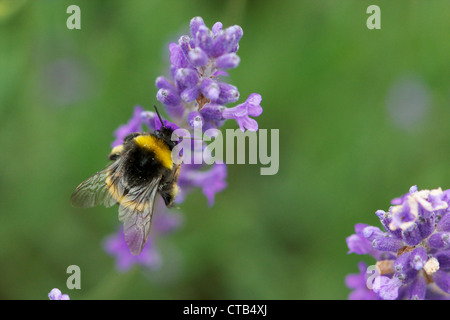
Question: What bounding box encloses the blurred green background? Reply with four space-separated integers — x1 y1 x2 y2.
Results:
1 0 449 300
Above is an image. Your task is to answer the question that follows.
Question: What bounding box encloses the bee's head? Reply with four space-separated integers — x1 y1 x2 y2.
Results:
153 105 180 150
153 126 177 149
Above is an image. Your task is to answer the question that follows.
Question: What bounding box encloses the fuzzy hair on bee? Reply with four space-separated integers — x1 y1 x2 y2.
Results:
71 107 181 255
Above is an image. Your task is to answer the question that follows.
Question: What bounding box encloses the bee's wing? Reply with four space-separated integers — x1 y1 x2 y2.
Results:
118 175 162 255
70 160 123 208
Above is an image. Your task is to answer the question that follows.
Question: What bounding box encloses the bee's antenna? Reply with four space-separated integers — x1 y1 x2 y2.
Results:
153 105 166 128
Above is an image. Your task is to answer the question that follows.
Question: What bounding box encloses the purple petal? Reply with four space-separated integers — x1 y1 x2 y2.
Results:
169 43 188 69
216 82 239 104
428 232 450 249
401 224 423 246
178 35 191 57
157 88 181 107
354 223 370 235
239 117 258 132
199 103 224 121
180 86 200 102
194 25 213 55
375 209 402 238
247 92 262 107
187 47 209 67
372 236 404 252
418 215 436 239
248 105 263 118
212 70 229 78
346 234 373 255
187 111 204 129
390 200 416 231
406 276 427 300
394 249 412 273
224 25 243 52
437 213 450 232
222 94 263 132
211 22 223 35
409 247 428 270
155 76 175 90
373 275 402 300
433 270 450 294
215 53 240 69
190 16 206 39
362 226 384 241
200 78 220 101
436 251 450 271
174 68 199 91
208 24 243 57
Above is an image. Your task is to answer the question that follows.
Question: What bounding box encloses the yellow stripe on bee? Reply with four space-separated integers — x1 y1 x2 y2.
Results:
134 135 173 170
105 172 147 212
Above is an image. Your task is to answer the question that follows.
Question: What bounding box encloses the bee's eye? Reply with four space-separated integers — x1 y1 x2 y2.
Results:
170 140 178 148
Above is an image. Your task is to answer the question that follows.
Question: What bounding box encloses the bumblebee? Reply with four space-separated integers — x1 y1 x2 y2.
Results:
71 108 180 255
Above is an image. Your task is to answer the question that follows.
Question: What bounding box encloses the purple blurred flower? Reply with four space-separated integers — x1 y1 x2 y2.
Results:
104 230 162 272
104 202 182 272
112 106 144 147
346 185 450 300
48 288 70 300
178 163 227 206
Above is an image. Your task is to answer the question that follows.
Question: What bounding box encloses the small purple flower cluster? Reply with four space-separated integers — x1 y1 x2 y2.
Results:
346 186 450 300
105 17 263 270
48 288 70 300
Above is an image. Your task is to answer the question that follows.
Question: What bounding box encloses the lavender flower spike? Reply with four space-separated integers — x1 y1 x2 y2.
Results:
156 16 262 133
346 185 450 300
